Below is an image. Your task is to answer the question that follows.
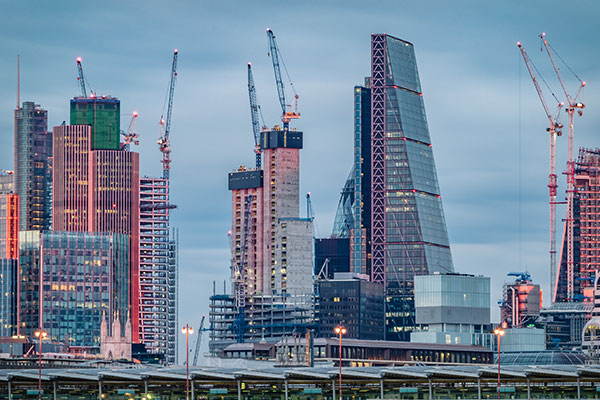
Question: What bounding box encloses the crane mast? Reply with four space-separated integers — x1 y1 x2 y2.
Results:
192 315 205 366
248 63 263 169
266 28 299 129
76 57 88 98
517 41 563 304
540 33 586 301
158 49 179 180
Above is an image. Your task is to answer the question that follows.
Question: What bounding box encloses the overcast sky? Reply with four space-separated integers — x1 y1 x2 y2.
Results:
1 1 599 361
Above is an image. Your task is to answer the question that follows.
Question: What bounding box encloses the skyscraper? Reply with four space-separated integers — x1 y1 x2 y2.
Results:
139 176 177 364
19 231 129 348
349 34 454 341
52 123 141 342
555 148 600 303
14 101 52 231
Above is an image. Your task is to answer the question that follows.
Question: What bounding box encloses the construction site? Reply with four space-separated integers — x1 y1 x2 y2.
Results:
208 29 316 356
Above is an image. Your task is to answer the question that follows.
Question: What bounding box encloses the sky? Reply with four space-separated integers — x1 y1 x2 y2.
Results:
1 1 599 362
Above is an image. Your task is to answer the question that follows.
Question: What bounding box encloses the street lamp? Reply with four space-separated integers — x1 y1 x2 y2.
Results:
34 329 47 400
334 326 346 400
493 327 505 400
181 324 194 400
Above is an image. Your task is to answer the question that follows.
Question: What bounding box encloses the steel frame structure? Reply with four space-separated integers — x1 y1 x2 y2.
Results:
370 34 386 284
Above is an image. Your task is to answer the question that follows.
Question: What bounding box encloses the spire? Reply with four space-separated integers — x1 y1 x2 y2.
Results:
16 55 20 110
100 310 108 339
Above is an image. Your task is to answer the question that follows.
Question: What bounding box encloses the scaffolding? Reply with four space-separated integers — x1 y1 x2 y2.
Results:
556 148 600 302
208 285 314 357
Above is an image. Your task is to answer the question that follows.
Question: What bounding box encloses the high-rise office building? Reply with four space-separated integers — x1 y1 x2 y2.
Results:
139 177 177 364
347 34 454 341
555 148 600 303
19 231 129 349
52 124 141 342
0 258 18 337
14 102 52 231
0 193 19 259
70 97 120 150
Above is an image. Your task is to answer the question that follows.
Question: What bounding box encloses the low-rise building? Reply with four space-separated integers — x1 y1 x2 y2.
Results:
411 273 492 348
316 273 383 340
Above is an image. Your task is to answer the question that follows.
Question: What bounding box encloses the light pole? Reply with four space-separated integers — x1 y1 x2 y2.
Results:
181 324 194 400
34 329 47 400
493 327 505 400
334 326 346 400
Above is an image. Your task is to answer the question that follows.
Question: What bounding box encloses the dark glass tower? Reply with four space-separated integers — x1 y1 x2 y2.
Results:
14 102 52 231
366 34 453 340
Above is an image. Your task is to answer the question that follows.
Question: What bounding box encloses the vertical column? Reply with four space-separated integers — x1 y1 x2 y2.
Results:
370 34 386 284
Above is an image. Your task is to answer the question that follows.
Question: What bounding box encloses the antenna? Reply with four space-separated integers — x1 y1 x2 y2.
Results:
17 55 20 110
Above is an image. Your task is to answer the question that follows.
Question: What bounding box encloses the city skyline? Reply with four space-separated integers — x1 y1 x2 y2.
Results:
1 2 600 359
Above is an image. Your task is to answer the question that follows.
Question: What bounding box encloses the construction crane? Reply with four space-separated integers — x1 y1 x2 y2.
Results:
75 57 90 98
540 33 586 302
120 111 140 151
247 62 266 169
232 195 254 342
517 41 563 304
158 49 179 180
191 315 205 366
306 192 314 221
266 28 300 130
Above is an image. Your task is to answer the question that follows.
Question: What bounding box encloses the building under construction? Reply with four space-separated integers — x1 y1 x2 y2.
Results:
500 272 542 328
555 148 600 303
209 30 314 356
209 127 314 356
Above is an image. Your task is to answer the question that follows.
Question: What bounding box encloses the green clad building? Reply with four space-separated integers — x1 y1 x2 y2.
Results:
70 96 120 150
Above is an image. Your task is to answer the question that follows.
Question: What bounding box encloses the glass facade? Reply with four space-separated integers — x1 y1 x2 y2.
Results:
14 102 52 231
0 258 18 337
331 169 354 238
350 84 372 276
70 97 120 150
18 231 129 349
0 194 19 259
371 34 454 341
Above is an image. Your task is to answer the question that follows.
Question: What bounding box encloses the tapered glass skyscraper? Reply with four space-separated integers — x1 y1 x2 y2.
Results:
350 34 454 341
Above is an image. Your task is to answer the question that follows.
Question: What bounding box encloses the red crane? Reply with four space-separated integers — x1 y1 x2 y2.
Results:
540 33 586 301
517 41 563 303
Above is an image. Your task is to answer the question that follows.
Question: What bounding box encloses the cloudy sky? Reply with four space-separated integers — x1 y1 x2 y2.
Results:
1 1 599 361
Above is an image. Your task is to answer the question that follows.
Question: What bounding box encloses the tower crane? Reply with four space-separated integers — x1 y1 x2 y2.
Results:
266 28 300 130
158 49 179 180
248 63 266 169
517 41 563 304
540 33 586 302
191 315 205 366
76 57 91 98
232 195 254 342
120 111 140 151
